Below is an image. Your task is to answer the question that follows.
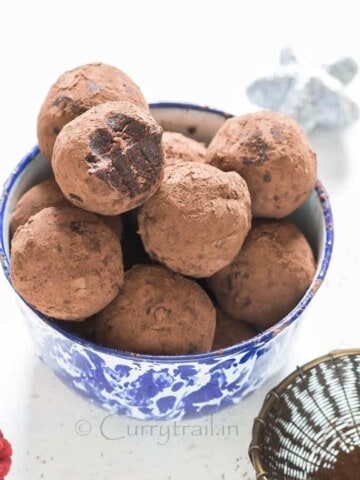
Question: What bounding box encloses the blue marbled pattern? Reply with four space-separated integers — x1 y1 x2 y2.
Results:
20 298 295 419
0 104 334 420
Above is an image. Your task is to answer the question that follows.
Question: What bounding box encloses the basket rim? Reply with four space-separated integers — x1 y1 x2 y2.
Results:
249 348 360 479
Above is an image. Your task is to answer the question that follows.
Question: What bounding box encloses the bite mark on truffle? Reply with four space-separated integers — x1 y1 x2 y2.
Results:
85 153 98 164
87 115 162 197
37 63 149 162
89 128 113 155
52 101 163 215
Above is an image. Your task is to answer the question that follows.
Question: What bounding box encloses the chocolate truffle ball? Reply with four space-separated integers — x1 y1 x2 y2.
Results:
95 264 216 355
37 62 148 161
52 101 164 215
162 131 206 166
9 177 123 238
207 220 316 330
11 206 124 320
207 111 316 218
138 162 251 278
102 215 123 239
213 310 256 350
10 178 68 236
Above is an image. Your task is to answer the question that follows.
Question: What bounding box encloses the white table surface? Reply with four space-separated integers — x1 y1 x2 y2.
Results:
1 2 360 478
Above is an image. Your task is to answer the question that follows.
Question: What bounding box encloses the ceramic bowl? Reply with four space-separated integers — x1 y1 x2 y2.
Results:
0 103 334 420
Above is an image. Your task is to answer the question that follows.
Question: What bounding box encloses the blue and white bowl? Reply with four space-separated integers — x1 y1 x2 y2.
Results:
0 103 334 420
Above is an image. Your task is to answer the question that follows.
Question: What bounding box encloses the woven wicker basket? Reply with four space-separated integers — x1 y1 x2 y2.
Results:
249 349 360 479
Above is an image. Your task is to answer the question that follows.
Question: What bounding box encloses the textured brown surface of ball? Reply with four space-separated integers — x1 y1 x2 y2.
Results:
207 220 316 329
52 101 164 215
37 62 148 161
213 310 256 350
138 162 251 278
102 215 123 239
95 264 216 355
10 178 68 236
207 111 316 218
162 131 206 166
10 177 123 238
11 206 124 320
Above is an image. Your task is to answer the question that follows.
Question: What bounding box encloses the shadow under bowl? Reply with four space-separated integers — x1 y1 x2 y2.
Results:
0 103 334 420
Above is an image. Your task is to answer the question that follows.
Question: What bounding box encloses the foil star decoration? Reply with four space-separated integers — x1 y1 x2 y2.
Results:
246 48 359 132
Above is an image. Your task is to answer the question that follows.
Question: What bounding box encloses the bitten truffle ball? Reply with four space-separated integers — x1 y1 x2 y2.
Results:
207 111 316 218
213 310 256 350
10 178 68 236
162 131 206 166
207 220 316 330
37 62 148 161
95 264 216 355
52 101 164 215
11 206 124 320
138 162 251 278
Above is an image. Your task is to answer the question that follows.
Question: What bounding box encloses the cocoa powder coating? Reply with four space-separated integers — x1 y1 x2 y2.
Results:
11 206 124 320
207 111 316 218
212 309 255 350
52 101 164 215
101 215 123 239
138 162 252 278
10 178 68 236
162 131 206 166
207 220 316 329
95 264 216 355
37 62 148 161
10 177 123 238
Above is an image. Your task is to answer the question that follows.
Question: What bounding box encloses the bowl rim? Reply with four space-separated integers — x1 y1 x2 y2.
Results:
0 102 334 363
249 348 360 479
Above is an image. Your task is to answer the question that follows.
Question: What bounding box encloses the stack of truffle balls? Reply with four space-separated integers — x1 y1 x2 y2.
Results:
10 63 317 356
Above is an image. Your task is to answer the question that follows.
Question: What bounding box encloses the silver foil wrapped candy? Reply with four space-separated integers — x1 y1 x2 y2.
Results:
247 48 359 132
